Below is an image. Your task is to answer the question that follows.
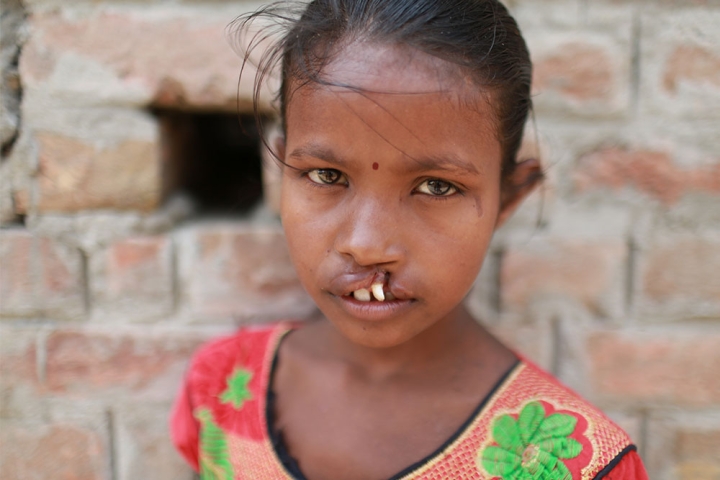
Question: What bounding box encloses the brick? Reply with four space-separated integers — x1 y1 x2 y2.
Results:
517 0 634 117
641 10 720 118
36 133 160 212
487 321 554 371
634 0 720 6
0 166 13 224
179 225 315 321
0 422 107 480
664 45 720 93
605 411 644 451
115 404 194 480
0 327 41 419
29 211 155 255
535 44 614 102
509 0 583 28
19 9 264 111
588 0 720 9
43 329 201 399
0 327 38 386
588 330 720 407
500 237 627 317
546 201 633 242
638 235 720 319
645 414 720 480
0 229 84 319
23 106 158 144
90 235 173 322
528 34 631 117
574 147 720 205
676 430 720 480
660 188 720 233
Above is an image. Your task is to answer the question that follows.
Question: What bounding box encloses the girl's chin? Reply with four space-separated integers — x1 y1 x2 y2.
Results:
332 320 425 350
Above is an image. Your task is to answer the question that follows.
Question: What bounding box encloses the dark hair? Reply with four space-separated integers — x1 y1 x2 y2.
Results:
231 0 533 179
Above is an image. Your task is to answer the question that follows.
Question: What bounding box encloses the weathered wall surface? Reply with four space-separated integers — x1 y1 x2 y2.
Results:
1 0 719 478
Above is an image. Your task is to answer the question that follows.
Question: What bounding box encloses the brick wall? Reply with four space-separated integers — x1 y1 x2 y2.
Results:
1 0 719 478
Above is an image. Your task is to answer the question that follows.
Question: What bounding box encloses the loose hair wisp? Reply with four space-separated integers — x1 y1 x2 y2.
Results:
229 0 534 181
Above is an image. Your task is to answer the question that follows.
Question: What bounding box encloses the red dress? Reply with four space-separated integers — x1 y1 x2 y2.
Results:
171 323 649 479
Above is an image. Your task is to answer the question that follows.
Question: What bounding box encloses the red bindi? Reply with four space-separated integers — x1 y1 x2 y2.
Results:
372 162 379 170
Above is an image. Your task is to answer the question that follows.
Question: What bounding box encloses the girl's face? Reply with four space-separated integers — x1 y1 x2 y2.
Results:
279 44 525 348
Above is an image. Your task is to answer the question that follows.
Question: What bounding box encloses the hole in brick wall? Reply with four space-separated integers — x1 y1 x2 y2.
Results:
156 110 266 215
0 214 25 228
3 194 26 227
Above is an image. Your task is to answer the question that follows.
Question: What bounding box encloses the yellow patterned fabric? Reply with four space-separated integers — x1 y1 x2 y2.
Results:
171 324 639 479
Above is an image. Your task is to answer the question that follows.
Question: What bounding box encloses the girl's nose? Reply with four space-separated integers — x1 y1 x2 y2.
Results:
333 197 404 267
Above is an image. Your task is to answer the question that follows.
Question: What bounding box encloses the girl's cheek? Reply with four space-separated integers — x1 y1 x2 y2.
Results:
282 187 341 238
408 198 487 236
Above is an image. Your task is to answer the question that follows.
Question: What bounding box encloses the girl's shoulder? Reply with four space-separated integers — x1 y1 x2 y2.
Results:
183 321 296 412
463 358 645 480
187 321 294 373
170 321 295 474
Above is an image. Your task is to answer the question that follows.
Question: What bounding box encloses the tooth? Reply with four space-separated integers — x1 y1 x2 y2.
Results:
385 291 395 301
371 282 385 302
353 288 371 302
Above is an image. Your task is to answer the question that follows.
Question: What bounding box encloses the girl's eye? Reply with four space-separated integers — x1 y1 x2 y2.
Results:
416 179 458 196
307 169 346 185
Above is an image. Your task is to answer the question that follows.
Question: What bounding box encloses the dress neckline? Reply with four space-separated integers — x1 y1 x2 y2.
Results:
263 324 521 480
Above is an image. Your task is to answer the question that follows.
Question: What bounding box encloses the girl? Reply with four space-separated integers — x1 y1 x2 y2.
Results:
171 1 649 478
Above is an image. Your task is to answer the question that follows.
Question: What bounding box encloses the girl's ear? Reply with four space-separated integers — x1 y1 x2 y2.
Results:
495 158 543 228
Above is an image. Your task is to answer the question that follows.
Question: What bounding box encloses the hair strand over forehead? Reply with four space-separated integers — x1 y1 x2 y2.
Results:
229 0 534 179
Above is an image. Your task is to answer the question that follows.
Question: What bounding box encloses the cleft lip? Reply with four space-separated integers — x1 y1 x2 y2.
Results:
326 270 413 301
326 270 381 297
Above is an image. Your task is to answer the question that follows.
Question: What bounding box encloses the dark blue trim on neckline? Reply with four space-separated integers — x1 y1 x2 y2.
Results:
265 336 521 480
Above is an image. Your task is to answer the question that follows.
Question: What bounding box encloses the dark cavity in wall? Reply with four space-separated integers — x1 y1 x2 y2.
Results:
156 110 265 215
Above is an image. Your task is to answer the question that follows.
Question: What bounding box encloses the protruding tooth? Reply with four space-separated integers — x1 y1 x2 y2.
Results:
371 282 385 302
353 288 371 302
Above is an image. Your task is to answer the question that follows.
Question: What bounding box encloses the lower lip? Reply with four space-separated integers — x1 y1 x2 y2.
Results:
335 295 415 322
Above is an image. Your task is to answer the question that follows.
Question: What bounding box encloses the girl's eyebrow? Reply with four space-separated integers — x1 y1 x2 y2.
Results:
405 154 481 176
289 144 481 176
288 144 347 167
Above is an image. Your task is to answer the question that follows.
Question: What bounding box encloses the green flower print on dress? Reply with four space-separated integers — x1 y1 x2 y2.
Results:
479 401 583 480
220 367 253 409
196 408 234 480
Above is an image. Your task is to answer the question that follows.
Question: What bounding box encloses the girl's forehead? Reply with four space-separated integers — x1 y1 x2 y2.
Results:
319 41 475 97
284 47 502 175
283 42 502 167
285 41 496 135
